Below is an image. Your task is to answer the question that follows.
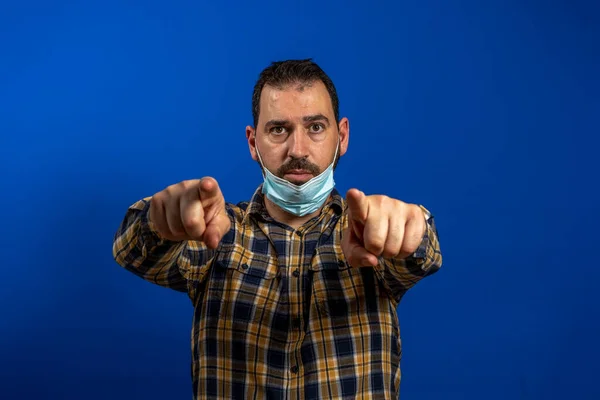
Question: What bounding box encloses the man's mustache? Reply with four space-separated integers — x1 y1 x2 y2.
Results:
277 157 320 177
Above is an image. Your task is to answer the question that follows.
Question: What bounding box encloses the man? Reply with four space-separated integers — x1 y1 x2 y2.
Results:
112 59 442 399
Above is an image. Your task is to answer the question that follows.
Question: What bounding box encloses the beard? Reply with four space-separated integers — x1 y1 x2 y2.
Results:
256 144 341 186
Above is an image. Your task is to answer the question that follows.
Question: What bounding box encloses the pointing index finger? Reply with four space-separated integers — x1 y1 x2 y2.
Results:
198 177 222 202
346 188 368 224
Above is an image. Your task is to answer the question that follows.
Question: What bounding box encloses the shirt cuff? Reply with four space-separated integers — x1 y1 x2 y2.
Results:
130 197 173 251
408 205 433 263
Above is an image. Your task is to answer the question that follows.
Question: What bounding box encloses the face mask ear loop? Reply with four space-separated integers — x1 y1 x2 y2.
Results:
254 134 268 179
332 136 340 166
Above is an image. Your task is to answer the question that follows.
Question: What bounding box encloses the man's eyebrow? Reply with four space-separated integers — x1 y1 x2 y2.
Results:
303 114 330 125
264 119 289 128
264 114 330 128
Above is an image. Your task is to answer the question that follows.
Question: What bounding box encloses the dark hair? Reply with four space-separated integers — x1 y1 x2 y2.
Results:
251 59 340 128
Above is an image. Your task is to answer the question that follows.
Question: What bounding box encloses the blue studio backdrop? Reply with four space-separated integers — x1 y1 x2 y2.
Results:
1 1 598 399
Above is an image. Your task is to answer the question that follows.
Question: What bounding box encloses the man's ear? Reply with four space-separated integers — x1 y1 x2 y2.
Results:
338 117 349 157
246 125 257 161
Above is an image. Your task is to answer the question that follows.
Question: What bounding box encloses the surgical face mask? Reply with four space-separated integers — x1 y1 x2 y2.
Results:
255 138 339 217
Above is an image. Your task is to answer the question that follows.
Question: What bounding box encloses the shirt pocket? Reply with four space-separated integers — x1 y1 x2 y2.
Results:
214 243 279 279
309 244 382 320
212 243 280 321
308 245 353 318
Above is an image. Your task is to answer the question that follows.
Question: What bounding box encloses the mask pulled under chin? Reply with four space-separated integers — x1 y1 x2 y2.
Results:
256 144 338 217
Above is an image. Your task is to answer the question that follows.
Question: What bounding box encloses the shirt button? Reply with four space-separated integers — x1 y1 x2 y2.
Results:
292 269 300 277
241 264 249 270
295 231 303 237
291 365 299 374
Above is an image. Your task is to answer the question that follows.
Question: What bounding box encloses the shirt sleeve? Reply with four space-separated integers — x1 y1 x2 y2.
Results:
375 205 443 304
111 197 216 293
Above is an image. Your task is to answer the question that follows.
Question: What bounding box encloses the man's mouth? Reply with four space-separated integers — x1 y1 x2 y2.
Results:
284 170 314 182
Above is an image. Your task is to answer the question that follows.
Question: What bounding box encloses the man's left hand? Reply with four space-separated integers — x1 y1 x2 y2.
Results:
342 188 426 268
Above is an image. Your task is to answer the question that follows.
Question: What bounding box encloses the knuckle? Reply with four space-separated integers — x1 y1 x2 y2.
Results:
180 180 195 190
152 190 165 204
382 244 398 258
366 238 385 254
398 201 410 214
369 195 385 208
183 215 203 230
182 180 203 196
163 185 179 199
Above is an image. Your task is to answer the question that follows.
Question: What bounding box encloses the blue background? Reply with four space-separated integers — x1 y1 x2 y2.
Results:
1 0 598 399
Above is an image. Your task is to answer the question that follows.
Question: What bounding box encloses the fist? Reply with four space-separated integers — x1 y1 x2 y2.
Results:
149 177 231 248
342 189 426 267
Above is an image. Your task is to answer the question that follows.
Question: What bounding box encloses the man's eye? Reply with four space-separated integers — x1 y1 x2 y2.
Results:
271 126 286 134
309 124 324 133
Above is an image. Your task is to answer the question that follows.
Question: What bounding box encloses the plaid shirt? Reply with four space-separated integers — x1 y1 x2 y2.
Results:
112 184 442 399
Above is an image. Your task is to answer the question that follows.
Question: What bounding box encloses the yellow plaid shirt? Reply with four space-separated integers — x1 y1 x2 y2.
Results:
112 185 442 399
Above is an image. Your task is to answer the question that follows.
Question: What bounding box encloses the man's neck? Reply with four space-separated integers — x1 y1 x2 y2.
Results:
263 196 323 230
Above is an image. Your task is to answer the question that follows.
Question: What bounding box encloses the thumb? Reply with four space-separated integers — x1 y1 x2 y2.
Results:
203 212 231 249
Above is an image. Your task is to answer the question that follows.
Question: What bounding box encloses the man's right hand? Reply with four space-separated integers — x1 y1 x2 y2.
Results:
148 177 231 249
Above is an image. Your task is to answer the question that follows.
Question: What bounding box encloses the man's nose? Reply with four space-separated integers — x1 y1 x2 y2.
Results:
287 130 310 159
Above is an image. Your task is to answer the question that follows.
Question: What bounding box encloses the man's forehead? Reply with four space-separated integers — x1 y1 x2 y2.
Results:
260 81 333 120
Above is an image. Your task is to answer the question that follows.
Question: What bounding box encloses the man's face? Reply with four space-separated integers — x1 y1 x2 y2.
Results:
246 80 349 185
